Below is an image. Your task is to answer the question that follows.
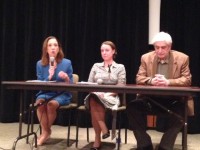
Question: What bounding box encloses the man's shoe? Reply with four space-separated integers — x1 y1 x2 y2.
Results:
157 146 166 150
136 144 153 150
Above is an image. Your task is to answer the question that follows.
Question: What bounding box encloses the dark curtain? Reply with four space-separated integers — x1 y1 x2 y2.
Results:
0 0 149 125
156 0 200 133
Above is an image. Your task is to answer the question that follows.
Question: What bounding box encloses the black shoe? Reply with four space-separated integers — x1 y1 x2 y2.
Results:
136 145 153 150
102 131 110 139
157 146 166 150
90 147 100 150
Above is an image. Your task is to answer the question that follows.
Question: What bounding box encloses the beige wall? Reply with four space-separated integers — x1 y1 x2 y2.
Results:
149 0 161 44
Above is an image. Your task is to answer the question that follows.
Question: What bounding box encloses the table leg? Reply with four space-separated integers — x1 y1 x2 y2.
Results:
182 97 188 150
12 90 37 150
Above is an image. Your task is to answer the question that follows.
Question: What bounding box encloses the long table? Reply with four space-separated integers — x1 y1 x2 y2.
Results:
2 81 200 150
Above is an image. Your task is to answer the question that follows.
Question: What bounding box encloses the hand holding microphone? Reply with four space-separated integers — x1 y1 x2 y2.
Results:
48 57 55 80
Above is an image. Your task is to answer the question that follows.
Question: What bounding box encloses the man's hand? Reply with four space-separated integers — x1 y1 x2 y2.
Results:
151 74 170 86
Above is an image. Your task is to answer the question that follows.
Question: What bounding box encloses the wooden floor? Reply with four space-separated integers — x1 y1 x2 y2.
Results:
0 122 200 150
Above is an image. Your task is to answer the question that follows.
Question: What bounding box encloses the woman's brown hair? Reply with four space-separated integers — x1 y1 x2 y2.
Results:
41 36 64 66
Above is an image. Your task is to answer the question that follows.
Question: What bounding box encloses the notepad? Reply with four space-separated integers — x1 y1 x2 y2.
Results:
26 80 56 83
76 81 98 85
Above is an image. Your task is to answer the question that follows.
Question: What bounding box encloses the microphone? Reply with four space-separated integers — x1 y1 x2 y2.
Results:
50 57 55 66
108 64 112 73
97 79 103 84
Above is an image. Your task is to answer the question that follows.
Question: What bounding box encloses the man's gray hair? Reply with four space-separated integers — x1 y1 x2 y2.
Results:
151 31 172 45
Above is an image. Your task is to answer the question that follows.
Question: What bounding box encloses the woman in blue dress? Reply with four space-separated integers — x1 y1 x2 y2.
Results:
35 36 73 145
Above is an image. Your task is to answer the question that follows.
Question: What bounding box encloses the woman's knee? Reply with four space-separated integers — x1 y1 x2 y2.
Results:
47 100 59 111
90 97 101 107
36 99 46 111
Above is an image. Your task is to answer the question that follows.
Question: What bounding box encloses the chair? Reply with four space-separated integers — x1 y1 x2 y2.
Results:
58 74 79 146
75 93 127 148
128 96 185 148
75 104 90 147
26 74 79 146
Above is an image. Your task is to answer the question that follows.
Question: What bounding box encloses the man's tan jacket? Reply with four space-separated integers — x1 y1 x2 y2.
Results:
136 50 194 116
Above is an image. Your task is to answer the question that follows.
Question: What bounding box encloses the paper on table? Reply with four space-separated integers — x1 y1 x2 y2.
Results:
76 81 98 85
26 80 56 83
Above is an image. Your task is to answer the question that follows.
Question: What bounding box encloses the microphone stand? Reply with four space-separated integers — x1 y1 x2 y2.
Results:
107 64 120 150
107 64 112 84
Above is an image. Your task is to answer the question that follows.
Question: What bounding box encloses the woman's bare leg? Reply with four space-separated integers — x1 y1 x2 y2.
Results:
47 100 59 129
36 99 59 145
36 99 49 145
90 97 108 147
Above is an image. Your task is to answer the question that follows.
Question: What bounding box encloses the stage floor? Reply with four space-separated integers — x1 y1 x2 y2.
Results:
0 123 199 150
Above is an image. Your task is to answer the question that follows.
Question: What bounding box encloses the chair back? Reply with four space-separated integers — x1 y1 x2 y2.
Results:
73 74 79 83
71 74 79 103
119 93 126 106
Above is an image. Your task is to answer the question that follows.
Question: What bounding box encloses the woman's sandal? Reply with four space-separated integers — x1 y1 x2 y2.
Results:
102 131 110 139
